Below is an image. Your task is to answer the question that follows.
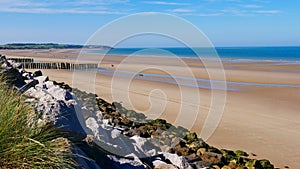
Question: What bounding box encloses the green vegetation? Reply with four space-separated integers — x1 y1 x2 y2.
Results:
0 43 83 49
0 76 76 168
0 43 112 49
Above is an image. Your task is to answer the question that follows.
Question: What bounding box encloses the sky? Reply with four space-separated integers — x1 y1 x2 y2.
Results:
0 0 299 47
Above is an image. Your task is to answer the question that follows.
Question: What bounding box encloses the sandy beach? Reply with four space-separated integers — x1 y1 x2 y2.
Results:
1 49 300 168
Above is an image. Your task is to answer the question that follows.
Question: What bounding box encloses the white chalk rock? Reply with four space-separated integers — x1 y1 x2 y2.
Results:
163 152 192 169
86 117 99 136
153 160 176 169
107 155 146 169
34 76 49 84
7 60 22 69
111 129 121 139
47 85 73 101
25 83 87 141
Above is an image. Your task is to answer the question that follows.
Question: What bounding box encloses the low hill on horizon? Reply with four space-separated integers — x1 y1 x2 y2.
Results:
0 43 112 50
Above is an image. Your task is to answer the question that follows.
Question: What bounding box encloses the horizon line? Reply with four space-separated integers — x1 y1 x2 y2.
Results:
1 42 300 48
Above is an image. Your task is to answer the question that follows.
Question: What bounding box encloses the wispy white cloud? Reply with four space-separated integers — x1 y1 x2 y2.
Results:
252 0 270 3
0 0 50 7
197 13 223 16
202 0 282 16
167 8 194 13
143 1 190 6
241 4 263 8
0 0 130 14
76 0 130 5
0 0 284 16
254 10 282 14
220 7 282 16
0 7 126 14
221 8 249 16
206 0 241 2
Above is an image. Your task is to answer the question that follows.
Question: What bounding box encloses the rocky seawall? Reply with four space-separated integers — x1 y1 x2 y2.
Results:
0 54 274 169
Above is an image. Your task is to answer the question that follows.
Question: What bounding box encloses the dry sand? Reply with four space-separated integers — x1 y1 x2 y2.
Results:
2 49 300 169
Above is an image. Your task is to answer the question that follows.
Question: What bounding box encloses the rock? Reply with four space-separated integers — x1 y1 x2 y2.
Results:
112 102 122 109
237 156 250 166
72 144 103 169
21 72 33 80
119 116 133 127
171 137 181 148
213 165 221 169
33 70 43 77
1 67 26 88
25 85 87 142
197 148 207 156
163 152 192 169
175 147 189 157
34 76 49 85
259 159 274 169
107 155 146 169
175 126 189 137
186 141 205 152
235 150 248 157
7 60 22 69
228 159 238 168
207 146 222 154
153 160 176 169
86 117 99 135
136 126 151 138
23 79 39 90
46 84 73 101
111 129 121 139
185 132 198 143
245 159 260 168
0 55 11 68
221 149 237 163
200 152 224 166
130 135 158 157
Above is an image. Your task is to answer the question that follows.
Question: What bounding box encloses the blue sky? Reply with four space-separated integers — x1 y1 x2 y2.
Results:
0 0 299 47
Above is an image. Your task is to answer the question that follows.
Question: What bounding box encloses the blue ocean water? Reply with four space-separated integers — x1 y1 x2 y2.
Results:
89 46 300 90
88 47 300 62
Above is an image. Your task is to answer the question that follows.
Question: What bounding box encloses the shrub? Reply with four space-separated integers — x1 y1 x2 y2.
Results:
0 76 76 168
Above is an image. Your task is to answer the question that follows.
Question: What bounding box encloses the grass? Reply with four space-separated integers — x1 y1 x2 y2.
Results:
0 76 77 169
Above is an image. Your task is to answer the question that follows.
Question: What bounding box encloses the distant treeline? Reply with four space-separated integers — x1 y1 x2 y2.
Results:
0 43 112 50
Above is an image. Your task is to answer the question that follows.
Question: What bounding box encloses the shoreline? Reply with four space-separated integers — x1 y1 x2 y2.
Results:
3 48 300 63
83 47 300 62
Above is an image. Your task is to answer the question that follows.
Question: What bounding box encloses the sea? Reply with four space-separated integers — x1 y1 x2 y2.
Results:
87 46 300 62
85 47 300 90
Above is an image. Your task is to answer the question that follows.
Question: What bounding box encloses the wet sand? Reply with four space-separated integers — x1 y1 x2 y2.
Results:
2 49 300 168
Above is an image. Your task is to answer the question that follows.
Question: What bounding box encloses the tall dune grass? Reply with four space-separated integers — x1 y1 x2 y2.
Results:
0 76 76 168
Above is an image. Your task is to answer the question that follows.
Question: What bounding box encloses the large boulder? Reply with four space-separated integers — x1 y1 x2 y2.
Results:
107 155 146 169
163 152 193 169
33 70 43 77
0 55 26 88
25 81 87 141
85 116 158 158
72 144 102 169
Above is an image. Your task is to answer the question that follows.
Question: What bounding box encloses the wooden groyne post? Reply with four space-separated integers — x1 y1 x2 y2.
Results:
6 57 98 70
22 62 98 70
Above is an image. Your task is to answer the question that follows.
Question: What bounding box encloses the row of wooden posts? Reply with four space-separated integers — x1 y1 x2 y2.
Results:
7 58 34 63
8 57 98 70
22 62 98 70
